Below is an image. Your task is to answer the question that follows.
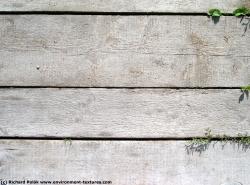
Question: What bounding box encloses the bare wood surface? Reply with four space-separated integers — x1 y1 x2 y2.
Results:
0 88 249 138
0 140 250 185
0 15 249 87
0 0 249 13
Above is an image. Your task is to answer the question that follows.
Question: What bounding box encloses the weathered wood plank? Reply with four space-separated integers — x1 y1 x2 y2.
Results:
0 15 249 87
0 88 249 138
0 0 249 13
0 140 250 185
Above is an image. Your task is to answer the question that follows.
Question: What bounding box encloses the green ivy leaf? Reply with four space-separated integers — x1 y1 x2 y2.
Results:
233 7 250 16
235 12 242 16
208 9 223 17
241 85 250 91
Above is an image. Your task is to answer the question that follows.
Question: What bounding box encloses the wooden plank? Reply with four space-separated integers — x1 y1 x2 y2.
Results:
0 15 249 87
0 0 249 13
0 88 249 138
0 140 250 185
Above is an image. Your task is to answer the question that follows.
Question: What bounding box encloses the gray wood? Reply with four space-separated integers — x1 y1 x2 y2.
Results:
0 0 248 13
0 140 250 185
0 15 249 87
0 88 249 138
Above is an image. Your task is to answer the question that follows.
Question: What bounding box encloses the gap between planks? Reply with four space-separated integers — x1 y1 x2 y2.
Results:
0 86 242 89
0 11 234 16
0 137 245 141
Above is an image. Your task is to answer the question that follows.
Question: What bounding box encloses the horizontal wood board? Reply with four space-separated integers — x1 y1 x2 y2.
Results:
0 140 250 185
0 88 249 138
0 15 249 87
0 0 249 13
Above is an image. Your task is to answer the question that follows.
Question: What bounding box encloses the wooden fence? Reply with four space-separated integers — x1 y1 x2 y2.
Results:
0 1 250 185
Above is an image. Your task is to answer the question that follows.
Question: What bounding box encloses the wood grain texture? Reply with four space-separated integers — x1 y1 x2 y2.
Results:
0 140 250 185
0 88 249 138
0 15 249 87
0 0 249 13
